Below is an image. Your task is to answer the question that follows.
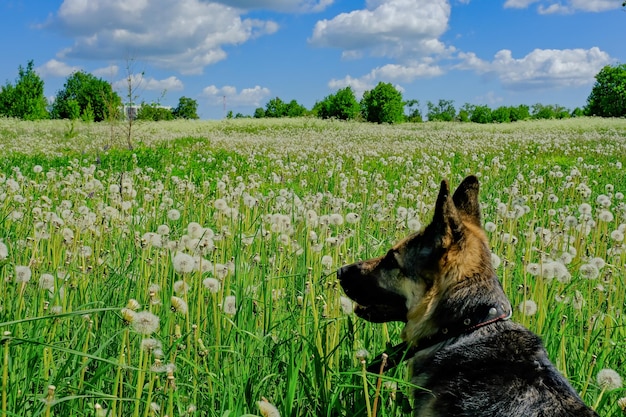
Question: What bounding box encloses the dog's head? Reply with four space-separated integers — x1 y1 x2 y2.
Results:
338 175 509 343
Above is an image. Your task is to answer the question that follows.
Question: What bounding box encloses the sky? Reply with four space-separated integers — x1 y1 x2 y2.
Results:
0 0 623 119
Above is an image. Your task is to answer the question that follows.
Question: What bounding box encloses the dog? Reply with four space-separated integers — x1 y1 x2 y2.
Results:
338 176 598 416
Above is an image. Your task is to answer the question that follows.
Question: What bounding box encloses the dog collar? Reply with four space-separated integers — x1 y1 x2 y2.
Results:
366 303 512 374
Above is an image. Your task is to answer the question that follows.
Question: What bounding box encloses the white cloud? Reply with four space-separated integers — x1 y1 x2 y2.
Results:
92 65 119 78
201 85 271 107
112 74 184 92
503 0 540 8
37 59 81 77
214 0 334 12
457 47 612 89
506 0 620 13
328 61 442 98
310 0 452 59
43 0 279 74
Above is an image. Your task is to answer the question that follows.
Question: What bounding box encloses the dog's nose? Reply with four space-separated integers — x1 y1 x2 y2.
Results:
337 265 348 279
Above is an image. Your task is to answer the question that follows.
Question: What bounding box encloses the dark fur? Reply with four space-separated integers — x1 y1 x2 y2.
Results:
338 176 598 417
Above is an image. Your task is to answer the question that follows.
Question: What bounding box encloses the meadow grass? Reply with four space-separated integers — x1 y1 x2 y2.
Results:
0 117 625 416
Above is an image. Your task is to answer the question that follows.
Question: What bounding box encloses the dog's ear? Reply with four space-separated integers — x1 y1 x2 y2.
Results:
431 179 464 245
452 175 481 226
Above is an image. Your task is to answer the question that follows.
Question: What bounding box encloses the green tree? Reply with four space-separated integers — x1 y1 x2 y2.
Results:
315 87 361 120
457 103 474 122
172 96 199 119
253 107 265 118
491 106 511 123
585 64 626 117
265 97 287 118
285 99 308 117
509 104 530 122
136 102 174 121
0 60 48 120
360 82 404 124
52 71 120 122
426 99 456 122
470 105 492 124
404 99 423 122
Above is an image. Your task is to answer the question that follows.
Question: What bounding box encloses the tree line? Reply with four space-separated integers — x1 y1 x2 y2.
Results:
1 60 625 123
0 60 199 122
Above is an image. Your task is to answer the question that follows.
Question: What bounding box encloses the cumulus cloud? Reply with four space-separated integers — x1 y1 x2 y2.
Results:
92 65 119 78
201 85 271 107
329 61 442 97
457 47 612 90
112 74 184 92
37 59 81 77
506 0 620 13
214 0 334 12
42 0 279 74
309 0 452 59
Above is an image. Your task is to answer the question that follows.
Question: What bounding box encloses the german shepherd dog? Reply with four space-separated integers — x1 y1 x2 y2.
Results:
338 176 598 416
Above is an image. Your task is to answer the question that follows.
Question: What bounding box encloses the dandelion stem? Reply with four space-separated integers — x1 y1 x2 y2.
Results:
361 359 372 417
372 353 388 417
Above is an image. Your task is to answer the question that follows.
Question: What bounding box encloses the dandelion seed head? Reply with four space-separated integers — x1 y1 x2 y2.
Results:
172 252 195 274
339 296 354 315
407 218 422 231
321 255 333 269
597 368 623 390
131 311 160 335
223 295 237 315
126 298 141 311
258 398 281 417
203 277 221 293
187 222 204 239
578 203 592 215
330 213 343 226
39 273 54 291
598 209 614 223
141 338 162 352
518 299 537 316
590 257 606 270
14 265 32 283
579 263 600 280
167 209 181 221
173 280 190 294
345 212 360 224
0 241 8 261
170 296 188 314
355 349 369 360
610 229 624 242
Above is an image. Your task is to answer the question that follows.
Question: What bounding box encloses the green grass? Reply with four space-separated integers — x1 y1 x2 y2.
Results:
0 117 625 416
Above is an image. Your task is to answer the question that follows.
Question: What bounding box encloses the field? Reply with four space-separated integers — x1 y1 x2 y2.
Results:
0 117 625 416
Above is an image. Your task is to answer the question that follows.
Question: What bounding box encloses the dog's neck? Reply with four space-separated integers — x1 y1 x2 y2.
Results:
367 301 512 374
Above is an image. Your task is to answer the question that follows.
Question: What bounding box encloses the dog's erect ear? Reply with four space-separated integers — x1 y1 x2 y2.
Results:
452 175 481 226
430 179 464 245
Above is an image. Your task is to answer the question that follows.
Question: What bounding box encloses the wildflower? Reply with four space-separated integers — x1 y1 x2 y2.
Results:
214 198 229 211
329 213 344 226
610 229 624 242
321 255 333 269
526 263 541 276
355 349 369 361
618 397 626 412
94 403 108 417
484 221 497 233
203 277 221 293
14 265 32 283
167 209 181 221
491 253 501 269
171 296 189 314
157 224 170 235
142 232 162 248
126 299 141 311
131 311 160 335
518 300 537 316
0 241 8 261
258 398 281 417
598 209 614 223
173 280 190 295
173 252 195 274
578 203 592 215
339 296 354 314
33 165 43 174
223 295 237 315
141 338 162 352
579 264 600 280
572 291 585 310
597 369 623 390
187 222 204 239
590 257 606 270
407 218 422 231
345 213 360 224
38 273 54 291
564 216 578 228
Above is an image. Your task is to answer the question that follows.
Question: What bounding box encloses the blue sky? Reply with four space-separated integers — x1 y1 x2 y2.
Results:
0 0 623 119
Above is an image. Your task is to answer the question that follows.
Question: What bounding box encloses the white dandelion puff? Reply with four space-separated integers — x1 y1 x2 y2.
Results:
579 263 600 280
597 368 622 390
258 398 281 417
203 277 221 294
339 296 354 315
170 296 188 314
14 265 32 283
131 311 160 335
172 252 195 274
223 295 237 315
518 300 537 316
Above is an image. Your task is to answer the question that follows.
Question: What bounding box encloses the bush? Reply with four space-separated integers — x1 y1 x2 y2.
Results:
314 87 360 120
172 96 199 119
491 106 511 123
136 103 174 121
470 105 492 124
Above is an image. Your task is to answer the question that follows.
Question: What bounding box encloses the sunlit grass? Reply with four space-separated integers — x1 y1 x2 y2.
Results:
0 117 625 416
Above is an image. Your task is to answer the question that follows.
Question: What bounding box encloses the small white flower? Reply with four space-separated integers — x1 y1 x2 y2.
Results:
597 368 623 390
172 252 195 274
223 295 237 315
203 277 221 294
518 299 537 316
15 265 32 283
